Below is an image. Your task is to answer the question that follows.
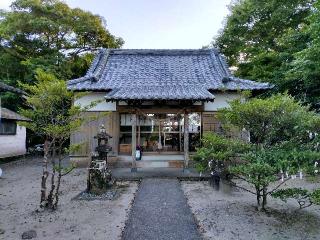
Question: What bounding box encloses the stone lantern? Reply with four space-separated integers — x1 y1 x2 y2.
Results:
87 125 114 194
93 124 112 164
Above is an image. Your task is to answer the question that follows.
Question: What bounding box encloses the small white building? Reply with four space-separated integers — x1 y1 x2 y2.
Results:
0 108 29 158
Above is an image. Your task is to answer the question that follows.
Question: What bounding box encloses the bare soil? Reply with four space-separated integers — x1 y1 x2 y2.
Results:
182 179 320 240
0 158 138 240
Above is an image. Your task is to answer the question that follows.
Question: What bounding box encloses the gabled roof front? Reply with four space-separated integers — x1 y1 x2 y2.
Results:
67 49 271 101
1 108 30 121
0 82 26 95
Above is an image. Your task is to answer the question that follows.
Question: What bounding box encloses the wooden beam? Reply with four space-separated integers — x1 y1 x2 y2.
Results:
184 111 189 169
117 105 204 113
131 113 137 172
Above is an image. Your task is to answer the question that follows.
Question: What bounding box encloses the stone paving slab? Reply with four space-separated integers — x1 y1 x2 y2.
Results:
122 178 203 240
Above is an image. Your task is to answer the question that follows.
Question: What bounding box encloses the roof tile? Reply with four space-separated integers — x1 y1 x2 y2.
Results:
0 108 30 121
68 49 271 100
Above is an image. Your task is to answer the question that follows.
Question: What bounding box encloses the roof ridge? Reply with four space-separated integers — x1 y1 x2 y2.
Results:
107 48 218 55
90 49 110 82
68 48 109 85
228 76 272 86
107 48 218 51
209 49 227 79
0 82 26 95
217 53 232 76
86 49 106 76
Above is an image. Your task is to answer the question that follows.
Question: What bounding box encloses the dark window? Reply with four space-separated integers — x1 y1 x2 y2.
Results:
120 126 132 132
0 120 17 135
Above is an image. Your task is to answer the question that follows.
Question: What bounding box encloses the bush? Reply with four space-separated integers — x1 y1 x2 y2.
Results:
195 93 320 210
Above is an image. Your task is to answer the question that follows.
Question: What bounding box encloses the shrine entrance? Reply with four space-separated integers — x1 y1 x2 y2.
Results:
119 112 201 155
137 113 183 153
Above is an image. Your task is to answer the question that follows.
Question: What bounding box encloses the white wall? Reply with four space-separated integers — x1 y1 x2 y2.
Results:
74 92 240 112
74 92 116 111
0 125 26 158
204 93 240 111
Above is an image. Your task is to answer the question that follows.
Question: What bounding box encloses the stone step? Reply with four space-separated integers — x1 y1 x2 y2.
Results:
110 160 185 168
138 160 184 168
71 155 192 169
118 154 184 161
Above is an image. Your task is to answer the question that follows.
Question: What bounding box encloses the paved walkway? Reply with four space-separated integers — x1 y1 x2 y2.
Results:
122 179 202 240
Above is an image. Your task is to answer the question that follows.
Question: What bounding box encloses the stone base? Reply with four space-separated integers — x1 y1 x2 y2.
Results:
70 156 90 167
70 155 119 168
183 168 191 174
87 163 114 195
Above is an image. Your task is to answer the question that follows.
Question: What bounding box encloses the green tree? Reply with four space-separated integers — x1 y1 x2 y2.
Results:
0 0 123 110
218 94 319 146
193 132 249 173
285 0 320 110
214 0 313 67
19 70 96 210
230 146 320 210
195 94 320 211
213 0 316 107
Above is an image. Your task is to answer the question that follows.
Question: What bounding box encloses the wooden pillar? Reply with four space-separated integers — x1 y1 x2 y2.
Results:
184 111 189 169
131 113 137 172
138 115 141 146
179 122 182 152
112 112 120 155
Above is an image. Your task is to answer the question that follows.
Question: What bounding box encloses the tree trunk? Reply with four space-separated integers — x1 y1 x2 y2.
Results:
256 186 261 208
54 172 62 209
47 143 56 208
53 146 63 209
262 186 268 211
40 139 50 208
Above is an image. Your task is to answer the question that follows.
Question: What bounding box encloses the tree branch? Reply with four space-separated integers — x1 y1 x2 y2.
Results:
267 177 291 195
61 166 76 177
226 180 257 195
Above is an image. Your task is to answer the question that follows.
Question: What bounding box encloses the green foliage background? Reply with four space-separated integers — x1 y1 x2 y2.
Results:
214 0 320 110
0 0 123 110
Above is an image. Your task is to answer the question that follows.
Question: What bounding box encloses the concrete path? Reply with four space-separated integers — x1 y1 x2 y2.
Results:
122 179 202 240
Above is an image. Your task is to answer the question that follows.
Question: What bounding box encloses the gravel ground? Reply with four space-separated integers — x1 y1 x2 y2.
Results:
182 179 320 240
122 178 202 240
0 158 138 240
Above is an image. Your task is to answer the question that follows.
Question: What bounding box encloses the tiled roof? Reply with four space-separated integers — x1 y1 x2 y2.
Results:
67 49 271 100
0 108 30 121
106 86 214 101
0 82 26 95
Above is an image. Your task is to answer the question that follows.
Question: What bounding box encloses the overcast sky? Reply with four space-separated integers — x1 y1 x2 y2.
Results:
0 0 231 49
